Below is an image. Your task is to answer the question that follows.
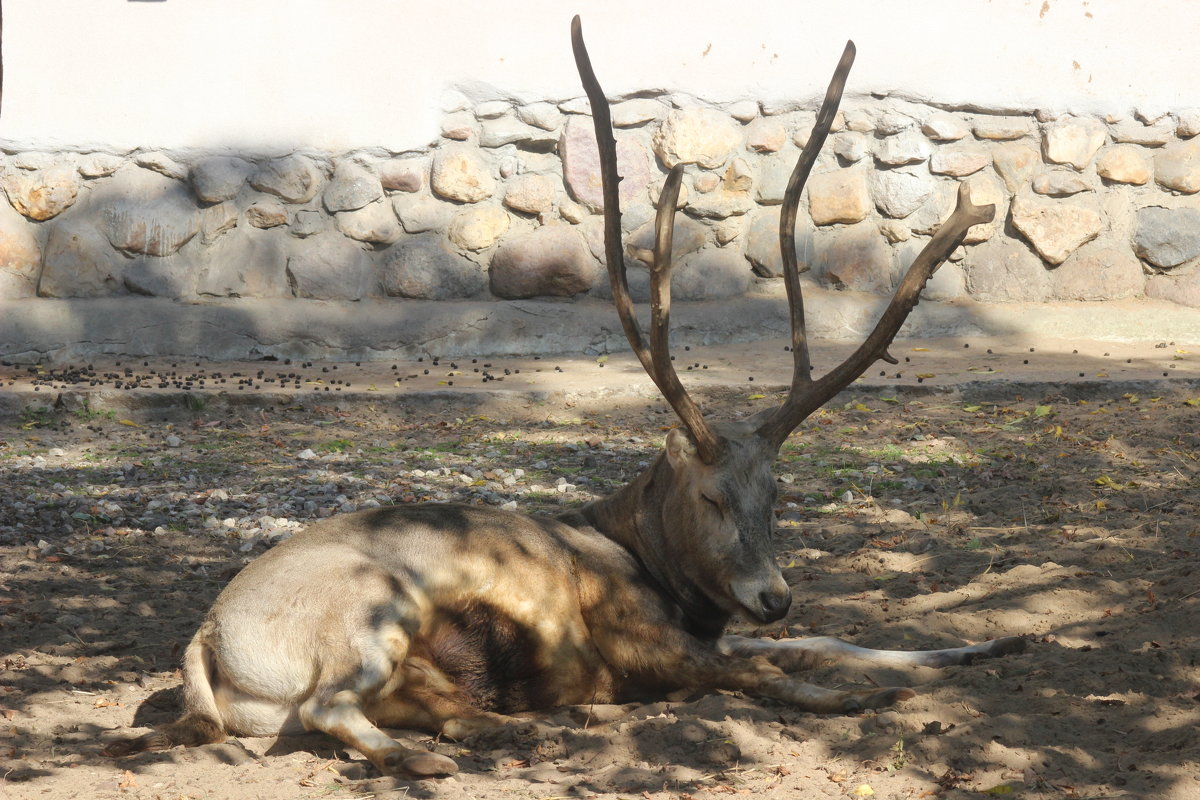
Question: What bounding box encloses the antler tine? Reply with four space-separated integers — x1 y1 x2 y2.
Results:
650 165 720 462
779 41 855 394
572 16 721 462
570 16 654 379
757 182 995 449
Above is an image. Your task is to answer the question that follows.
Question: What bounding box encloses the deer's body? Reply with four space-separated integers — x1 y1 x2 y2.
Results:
104 18 1023 778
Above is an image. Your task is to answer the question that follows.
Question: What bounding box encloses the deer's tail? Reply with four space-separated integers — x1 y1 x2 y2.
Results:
103 627 226 757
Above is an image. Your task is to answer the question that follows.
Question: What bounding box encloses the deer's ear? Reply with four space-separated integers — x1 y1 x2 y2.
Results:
665 427 699 470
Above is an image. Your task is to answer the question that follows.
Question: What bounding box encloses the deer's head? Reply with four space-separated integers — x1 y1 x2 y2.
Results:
572 17 993 627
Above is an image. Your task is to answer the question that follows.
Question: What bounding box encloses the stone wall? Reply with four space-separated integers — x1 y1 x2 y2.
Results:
3 93 1200 342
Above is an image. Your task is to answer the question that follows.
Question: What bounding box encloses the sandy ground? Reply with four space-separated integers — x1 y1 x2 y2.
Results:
2 336 1199 799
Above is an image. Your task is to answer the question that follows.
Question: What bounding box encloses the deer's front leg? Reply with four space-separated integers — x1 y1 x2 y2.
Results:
589 610 913 714
719 634 1027 672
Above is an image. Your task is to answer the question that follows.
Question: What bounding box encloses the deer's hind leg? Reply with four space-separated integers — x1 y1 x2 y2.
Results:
720 634 1027 672
295 593 458 778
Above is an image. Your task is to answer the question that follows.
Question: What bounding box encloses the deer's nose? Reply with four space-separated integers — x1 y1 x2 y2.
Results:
758 586 792 622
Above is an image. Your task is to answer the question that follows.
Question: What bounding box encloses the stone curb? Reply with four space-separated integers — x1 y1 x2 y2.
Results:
4 294 1200 364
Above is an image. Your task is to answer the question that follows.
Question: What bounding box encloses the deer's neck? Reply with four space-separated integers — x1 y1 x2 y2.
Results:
570 457 731 639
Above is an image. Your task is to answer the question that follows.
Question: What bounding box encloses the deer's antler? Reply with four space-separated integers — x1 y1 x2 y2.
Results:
572 16 721 462
756 180 995 449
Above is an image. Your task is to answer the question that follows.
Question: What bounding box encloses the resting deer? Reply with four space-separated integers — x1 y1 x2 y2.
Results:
103 17 1020 778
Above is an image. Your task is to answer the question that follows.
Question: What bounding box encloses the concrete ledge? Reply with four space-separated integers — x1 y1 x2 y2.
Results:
3 291 1200 363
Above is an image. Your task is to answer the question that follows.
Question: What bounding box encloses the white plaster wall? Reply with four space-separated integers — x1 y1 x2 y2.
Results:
5 0 1198 153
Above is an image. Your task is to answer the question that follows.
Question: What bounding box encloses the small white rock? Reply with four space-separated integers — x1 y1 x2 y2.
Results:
297 448 317 460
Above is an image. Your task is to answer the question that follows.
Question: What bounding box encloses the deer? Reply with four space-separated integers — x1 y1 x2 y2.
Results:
102 16 1019 779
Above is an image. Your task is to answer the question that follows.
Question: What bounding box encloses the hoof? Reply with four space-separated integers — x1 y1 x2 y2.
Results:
401 752 459 778
842 687 916 713
986 636 1028 658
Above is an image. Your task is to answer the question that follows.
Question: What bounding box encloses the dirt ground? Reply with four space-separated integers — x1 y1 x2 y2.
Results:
2 338 1199 800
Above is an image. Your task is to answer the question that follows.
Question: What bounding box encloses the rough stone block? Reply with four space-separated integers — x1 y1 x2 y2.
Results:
1133 206 1200 268
929 146 989 176
672 247 752 300
808 167 871 226
195 227 290 298
1032 171 1092 197
381 232 486 299
489 225 596 299
874 131 930 166
833 132 869 163
972 116 1033 140
842 109 874 133
191 157 253 203
474 100 511 120
1154 139 1200 193
378 158 425 193
323 160 384 213
503 174 558 214
448 205 510 251
1042 116 1108 169
962 234 1050 302
992 143 1040 194
876 112 915 135
135 152 189 181
98 165 202 256
1010 193 1103 265
1110 120 1174 146
1095 145 1151 185
200 202 239 244
285 234 375 299
812 222 892 293
246 199 288 229
870 167 934 219
743 208 814 278
38 218 128 297
0 200 42 297
289 209 327 239
78 153 125 179
561 116 650 210
1048 242 1145 301
1 167 81 221
516 102 564 131
480 116 557 149
1177 109 1200 138
921 112 970 142
685 189 753 219
920 258 966 301
745 118 787 153
394 195 453 234
652 108 742 169
250 155 324 204
123 255 194 298
609 98 664 128
440 112 476 141
336 199 403 245
726 100 760 123
1146 272 1200 308
431 145 496 203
